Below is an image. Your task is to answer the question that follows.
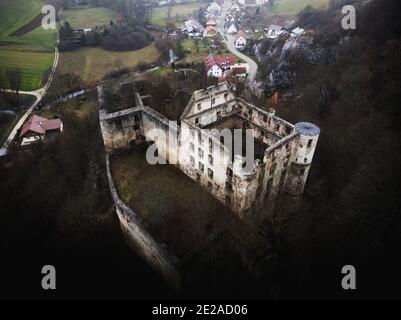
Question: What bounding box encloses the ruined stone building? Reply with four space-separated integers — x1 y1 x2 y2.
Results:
99 81 320 218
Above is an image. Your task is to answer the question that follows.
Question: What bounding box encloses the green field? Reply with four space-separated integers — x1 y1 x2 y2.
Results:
0 0 43 38
60 7 119 29
149 2 204 28
58 44 161 86
0 0 57 91
267 0 330 16
0 50 54 90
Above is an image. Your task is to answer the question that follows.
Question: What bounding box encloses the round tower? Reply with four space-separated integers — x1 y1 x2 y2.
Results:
287 122 320 195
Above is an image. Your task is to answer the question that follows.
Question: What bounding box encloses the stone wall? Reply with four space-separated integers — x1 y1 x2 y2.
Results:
99 81 320 221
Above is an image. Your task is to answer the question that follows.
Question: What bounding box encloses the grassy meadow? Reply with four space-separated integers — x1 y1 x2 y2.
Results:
58 44 161 86
59 7 119 29
0 0 57 91
267 0 330 17
149 2 204 28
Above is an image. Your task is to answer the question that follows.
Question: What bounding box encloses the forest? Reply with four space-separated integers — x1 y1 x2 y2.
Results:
263 0 401 298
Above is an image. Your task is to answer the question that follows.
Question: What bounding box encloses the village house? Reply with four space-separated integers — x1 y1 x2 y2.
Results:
19 114 63 146
225 21 238 34
218 66 248 81
234 30 248 49
238 0 267 6
267 25 284 39
181 18 204 34
99 82 321 217
291 27 305 37
204 55 241 80
225 12 236 22
207 2 222 16
231 3 240 12
208 64 223 78
206 17 217 26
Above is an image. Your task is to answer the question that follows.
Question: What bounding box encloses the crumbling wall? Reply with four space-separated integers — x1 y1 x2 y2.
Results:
141 106 179 165
105 154 180 290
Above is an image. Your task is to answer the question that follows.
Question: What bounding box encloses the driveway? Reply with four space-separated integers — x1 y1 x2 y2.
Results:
216 1 258 85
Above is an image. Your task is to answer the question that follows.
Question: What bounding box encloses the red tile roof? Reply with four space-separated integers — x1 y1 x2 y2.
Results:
204 55 236 70
20 114 62 138
207 18 217 25
232 67 247 74
203 25 218 36
235 30 247 41
214 55 236 66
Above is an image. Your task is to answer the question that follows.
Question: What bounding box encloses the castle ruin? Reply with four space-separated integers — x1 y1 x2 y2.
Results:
99 81 320 218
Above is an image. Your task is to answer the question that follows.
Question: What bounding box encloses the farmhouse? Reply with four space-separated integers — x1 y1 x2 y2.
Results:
291 27 305 37
207 64 223 78
207 2 222 16
99 82 320 217
203 25 218 37
231 3 240 12
225 13 236 22
225 21 238 34
181 18 205 33
267 25 284 39
206 17 217 26
205 55 236 73
19 115 63 146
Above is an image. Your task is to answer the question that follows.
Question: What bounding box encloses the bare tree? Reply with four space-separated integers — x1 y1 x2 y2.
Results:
166 0 175 21
167 6 173 20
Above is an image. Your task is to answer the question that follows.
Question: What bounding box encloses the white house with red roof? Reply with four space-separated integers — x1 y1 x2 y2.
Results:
225 21 238 34
234 30 248 49
203 25 218 37
207 2 222 16
181 18 205 34
19 114 63 146
267 25 284 39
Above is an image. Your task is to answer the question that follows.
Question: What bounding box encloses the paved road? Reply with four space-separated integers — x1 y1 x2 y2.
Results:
216 1 258 85
224 34 258 83
0 41 60 157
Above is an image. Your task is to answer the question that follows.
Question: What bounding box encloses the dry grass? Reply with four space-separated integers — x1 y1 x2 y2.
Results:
58 44 161 86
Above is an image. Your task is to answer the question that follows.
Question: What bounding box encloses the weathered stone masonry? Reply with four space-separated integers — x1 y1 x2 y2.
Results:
99 86 180 290
105 154 180 290
99 82 320 219
99 81 320 287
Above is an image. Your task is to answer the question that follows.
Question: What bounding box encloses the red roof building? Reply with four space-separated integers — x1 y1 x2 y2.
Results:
20 114 63 142
235 30 247 41
206 17 217 26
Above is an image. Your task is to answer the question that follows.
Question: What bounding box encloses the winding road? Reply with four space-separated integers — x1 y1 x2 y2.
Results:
216 0 258 85
0 40 60 157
